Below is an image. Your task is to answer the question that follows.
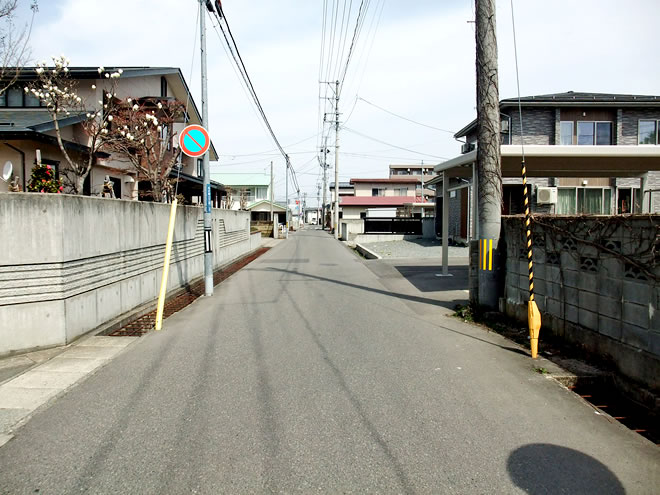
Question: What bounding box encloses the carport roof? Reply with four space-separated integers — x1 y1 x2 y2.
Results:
433 145 660 179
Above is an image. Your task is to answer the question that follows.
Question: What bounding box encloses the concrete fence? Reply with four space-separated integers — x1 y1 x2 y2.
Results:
499 215 660 391
0 193 261 356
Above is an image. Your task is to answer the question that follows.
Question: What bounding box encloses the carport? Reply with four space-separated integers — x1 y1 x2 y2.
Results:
432 144 660 275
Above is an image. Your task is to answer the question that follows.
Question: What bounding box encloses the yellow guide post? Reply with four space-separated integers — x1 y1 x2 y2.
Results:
521 159 541 357
155 198 178 331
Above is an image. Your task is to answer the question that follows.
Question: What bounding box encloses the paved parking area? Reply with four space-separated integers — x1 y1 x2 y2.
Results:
361 238 469 259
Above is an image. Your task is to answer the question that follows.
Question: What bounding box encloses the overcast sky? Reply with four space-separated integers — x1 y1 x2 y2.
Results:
16 0 660 205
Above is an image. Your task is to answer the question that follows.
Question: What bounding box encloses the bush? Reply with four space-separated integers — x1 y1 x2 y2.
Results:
27 163 63 194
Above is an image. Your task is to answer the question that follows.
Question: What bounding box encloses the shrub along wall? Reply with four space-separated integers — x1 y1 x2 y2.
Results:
500 215 659 392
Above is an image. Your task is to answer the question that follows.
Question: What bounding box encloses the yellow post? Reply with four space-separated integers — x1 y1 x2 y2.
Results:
155 198 178 331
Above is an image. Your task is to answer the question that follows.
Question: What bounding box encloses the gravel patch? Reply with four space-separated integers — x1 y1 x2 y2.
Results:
361 239 469 259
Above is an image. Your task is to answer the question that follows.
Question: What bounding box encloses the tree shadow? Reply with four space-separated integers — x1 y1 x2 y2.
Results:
507 444 625 494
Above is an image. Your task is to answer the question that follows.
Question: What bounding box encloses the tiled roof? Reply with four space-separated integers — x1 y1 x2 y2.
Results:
501 91 660 104
350 177 422 184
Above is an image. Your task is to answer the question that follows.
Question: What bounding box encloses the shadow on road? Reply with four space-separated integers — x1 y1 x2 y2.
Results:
507 444 625 494
259 267 529 358
393 265 469 293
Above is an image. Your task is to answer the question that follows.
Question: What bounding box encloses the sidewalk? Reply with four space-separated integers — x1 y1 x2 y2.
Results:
0 336 137 447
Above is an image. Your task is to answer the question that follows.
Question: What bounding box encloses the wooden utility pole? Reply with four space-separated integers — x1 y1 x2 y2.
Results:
475 0 502 309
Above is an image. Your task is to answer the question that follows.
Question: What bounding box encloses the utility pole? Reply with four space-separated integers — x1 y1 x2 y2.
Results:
475 0 502 309
285 155 289 239
270 160 274 237
334 79 340 240
200 0 213 297
317 184 321 227
322 137 328 229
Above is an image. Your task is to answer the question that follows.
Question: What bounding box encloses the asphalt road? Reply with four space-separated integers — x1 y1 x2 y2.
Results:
0 229 658 494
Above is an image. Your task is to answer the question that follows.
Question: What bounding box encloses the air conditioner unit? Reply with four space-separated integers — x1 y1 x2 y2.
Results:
461 142 475 154
537 186 558 205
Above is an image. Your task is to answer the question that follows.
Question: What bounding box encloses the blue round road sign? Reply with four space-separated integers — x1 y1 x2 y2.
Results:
179 125 210 157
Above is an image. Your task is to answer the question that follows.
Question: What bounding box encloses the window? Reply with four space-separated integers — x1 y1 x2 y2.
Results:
395 187 407 196
255 187 267 200
596 122 611 145
372 188 384 197
560 121 573 145
160 77 168 98
7 87 23 107
557 187 613 214
576 121 611 145
0 92 5 107
25 92 40 107
617 188 642 213
639 120 658 145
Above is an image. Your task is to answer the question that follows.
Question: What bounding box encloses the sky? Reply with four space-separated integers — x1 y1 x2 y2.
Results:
13 0 660 205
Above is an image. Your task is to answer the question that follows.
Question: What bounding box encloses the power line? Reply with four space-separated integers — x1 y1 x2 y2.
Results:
358 97 456 134
343 127 450 159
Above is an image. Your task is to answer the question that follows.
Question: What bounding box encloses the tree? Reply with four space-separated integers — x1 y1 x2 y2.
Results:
27 57 123 194
101 97 185 202
0 0 38 96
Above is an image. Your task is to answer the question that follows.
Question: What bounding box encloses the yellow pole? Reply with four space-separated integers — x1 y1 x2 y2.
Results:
155 198 178 331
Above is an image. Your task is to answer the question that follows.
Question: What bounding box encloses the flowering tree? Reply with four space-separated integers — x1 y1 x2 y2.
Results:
27 56 122 194
101 97 185 202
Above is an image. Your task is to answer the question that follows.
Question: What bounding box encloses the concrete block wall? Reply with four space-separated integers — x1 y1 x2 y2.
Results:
0 193 259 356
500 215 660 391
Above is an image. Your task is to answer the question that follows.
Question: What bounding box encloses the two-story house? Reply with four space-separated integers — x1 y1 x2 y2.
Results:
339 177 435 219
0 67 222 203
433 92 660 242
210 172 271 210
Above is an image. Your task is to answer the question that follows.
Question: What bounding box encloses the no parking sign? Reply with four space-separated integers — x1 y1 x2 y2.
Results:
179 125 210 157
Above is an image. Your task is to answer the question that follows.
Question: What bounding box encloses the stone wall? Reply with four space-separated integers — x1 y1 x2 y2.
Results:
0 193 261 356
499 215 660 391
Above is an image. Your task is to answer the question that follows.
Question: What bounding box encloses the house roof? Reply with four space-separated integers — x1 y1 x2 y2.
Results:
329 181 353 188
455 91 660 138
210 172 270 187
2 66 218 160
0 110 87 132
350 177 422 184
340 196 423 206
246 199 286 211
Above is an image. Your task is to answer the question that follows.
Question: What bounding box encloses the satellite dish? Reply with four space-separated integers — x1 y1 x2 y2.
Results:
1 161 12 182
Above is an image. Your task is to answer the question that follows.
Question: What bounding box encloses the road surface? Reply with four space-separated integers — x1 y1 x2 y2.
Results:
0 229 658 493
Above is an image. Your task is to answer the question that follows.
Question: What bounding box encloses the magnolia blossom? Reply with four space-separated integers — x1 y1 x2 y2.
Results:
91 84 97 90
157 102 163 109
118 68 123 74
97 66 104 73
107 115 113 121
132 104 139 111
35 67 44 74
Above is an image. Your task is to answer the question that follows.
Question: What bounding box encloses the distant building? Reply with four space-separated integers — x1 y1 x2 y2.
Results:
209 172 271 210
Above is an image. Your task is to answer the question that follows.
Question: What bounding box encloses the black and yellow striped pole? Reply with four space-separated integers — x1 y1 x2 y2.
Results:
521 158 541 358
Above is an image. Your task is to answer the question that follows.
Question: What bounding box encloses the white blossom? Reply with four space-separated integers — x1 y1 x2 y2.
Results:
97 66 104 73
91 84 97 90
105 73 110 78
35 67 44 74
118 68 123 74
132 104 139 111
23 87 28 93
157 126 162 132
107 115 113 122
157 102 163 109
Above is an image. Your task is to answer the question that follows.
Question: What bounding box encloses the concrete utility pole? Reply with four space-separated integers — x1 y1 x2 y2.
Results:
200 0 213 297
334 80 340 240
270 161 275 237
475 0 502 309
322 137 328 229
285 156 289 239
